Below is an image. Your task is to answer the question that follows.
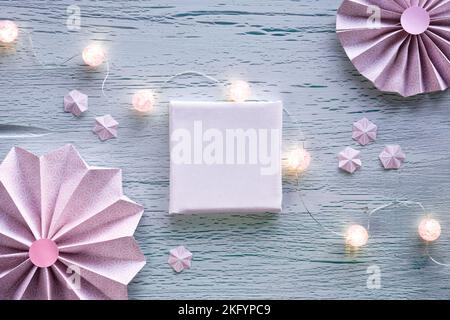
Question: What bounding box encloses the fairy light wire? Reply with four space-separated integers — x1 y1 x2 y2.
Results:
294 161 449 266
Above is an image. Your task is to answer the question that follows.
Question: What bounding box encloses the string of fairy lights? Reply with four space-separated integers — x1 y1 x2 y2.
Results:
1 19 448 266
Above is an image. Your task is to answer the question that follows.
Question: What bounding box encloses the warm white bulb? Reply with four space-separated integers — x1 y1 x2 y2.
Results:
418 217 441 242
82 43 106 67
0 20 18 44
229 80 251 102
132 89 155 113
288 148 311 172
345 224 369 248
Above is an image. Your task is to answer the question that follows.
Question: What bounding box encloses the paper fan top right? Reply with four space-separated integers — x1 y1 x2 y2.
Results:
336 0 450 97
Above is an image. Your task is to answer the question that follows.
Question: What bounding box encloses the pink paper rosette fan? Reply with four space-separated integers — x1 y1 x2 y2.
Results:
337 0 450 97
0 145 145 300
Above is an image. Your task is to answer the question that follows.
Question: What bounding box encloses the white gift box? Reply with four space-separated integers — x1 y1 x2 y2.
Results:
169 101 283 214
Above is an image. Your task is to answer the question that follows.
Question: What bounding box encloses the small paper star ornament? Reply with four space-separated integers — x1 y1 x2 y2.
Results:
93 114 118 141
168 246 192 273
352 118 377 146
64 90 88 117
338 147 361 173
337 0 450 97
379 145 405 169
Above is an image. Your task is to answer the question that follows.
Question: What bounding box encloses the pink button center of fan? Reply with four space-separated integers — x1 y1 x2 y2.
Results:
401 6 430 35
29 239 59 268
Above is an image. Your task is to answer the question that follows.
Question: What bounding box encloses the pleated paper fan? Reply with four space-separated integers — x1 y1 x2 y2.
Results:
0 145 145 300
336 0 450 97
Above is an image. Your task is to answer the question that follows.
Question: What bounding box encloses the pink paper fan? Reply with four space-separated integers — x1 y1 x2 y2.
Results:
168 246 192 273
379 144 406 169
0 145 145 300
337 0 450 97
338 147 362 173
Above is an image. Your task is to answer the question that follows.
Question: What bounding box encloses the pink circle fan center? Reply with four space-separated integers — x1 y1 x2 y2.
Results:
29 239 59 268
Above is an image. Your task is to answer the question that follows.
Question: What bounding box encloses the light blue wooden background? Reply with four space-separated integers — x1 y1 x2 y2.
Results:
0 0 449 299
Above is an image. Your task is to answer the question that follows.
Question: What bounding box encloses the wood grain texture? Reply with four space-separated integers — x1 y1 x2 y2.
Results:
0 0 449 299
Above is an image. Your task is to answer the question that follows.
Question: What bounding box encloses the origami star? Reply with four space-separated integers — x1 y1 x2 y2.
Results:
168 246 192 273
93 114 118 141
352 118 377 146
338 147 361 174
64 90 88 117
379 145 405 169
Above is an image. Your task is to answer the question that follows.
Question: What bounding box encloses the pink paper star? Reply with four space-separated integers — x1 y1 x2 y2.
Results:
168 246 192 273
93 114 118 141
64 90 88 117
379 145 405 169
338 147 361 173
352 117 377 146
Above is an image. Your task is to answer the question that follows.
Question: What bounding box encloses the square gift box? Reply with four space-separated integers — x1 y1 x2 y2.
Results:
169 101 282 214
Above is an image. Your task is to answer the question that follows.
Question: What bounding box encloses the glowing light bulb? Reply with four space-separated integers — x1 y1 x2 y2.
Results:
0 20 18 44
132 89 155 113
345 224 369 248
229 80 251 102
82 43 106 67
418 217 441 242
288 148 311 172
